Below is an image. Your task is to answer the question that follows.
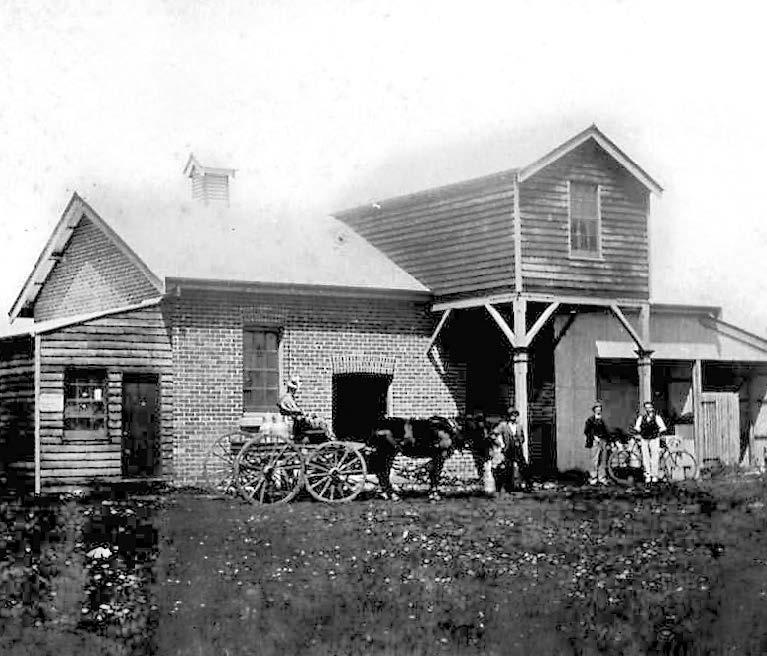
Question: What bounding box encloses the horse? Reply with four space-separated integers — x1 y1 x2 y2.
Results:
366 416 463 500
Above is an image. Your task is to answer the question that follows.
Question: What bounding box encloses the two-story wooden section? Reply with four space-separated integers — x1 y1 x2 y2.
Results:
334 125 767 474
2 125 767 491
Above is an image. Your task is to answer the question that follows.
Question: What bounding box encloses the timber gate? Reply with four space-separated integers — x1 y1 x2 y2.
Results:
698 392 740 465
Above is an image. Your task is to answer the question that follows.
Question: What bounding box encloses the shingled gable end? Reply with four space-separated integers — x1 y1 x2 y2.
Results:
3 125 767 493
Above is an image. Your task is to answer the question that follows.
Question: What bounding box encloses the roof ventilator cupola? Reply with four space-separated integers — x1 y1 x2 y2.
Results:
183 154 235 206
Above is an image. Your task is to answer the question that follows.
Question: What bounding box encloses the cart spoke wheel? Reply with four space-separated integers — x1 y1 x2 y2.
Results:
235 437 304 504
202 431 250 494
304 443 367 503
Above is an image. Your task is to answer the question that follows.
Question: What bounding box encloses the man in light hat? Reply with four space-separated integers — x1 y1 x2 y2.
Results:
278 376 308 439
278 377 303 418
493 407 530 492
278 376 329 441
584 401 611 485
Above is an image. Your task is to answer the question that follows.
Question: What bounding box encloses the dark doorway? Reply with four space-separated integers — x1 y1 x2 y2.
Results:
332 373 391 440
122 373 160 477
529 321 557 475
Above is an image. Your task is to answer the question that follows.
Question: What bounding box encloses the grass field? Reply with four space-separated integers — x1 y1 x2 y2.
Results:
3 477 767 655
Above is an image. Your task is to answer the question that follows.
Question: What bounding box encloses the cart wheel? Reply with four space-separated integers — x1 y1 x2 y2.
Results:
202 431 250 494
304 442 367 503
235 437 304 504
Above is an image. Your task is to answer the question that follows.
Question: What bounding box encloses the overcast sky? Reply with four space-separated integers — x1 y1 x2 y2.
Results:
1 1 766 334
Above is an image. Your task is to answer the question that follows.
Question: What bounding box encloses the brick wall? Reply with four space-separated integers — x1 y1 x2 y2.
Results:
34 217 159 321
170 289 465 483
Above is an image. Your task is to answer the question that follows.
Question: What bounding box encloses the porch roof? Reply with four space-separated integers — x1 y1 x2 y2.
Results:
596 312 767 362
0 298 163 340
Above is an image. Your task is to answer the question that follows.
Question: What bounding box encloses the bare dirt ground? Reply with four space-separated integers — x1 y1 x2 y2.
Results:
2 476 767 655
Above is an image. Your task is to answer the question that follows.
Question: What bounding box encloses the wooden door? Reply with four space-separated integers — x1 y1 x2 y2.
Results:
698 392 740 466
122 374 160 476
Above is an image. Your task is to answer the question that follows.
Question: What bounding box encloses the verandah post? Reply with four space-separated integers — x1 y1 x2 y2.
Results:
636 304 653 408
34 333 41 495
636 349 653 407
512 348 530 462
512 297 529 461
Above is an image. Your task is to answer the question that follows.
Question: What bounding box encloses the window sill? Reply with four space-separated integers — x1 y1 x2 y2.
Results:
241 412 284 428
569 252 605 262
62 435 112 444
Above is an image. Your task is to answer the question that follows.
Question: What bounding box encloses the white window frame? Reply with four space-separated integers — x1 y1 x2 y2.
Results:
568 180 603 260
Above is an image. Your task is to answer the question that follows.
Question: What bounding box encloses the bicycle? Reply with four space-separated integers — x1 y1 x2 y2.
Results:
607 429 697 485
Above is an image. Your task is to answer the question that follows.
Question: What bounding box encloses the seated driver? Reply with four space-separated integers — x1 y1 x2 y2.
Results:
278 377 324 440
278 377 303 418
278 377 307 438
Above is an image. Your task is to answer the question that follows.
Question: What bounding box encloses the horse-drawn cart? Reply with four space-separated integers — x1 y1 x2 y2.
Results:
202 414 486 504
202 427 369 504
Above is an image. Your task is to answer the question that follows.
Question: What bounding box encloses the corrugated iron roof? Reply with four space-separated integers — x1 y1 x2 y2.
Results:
77 190 428 293
9 187 429 317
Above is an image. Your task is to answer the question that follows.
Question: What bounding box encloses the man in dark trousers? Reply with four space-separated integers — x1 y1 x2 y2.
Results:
584 401 611 485
493 407 530 492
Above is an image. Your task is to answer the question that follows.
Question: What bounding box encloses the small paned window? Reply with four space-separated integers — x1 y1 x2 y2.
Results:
569 181 601 256
64 369 107 440
243 329 280 412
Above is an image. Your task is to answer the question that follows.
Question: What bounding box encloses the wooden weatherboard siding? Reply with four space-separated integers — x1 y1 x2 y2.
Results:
337 171 516 297
0 337 35 482
520 139 650 299
37 305 173 486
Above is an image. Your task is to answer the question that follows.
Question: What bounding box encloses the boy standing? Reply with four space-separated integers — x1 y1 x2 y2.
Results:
584 402 610 485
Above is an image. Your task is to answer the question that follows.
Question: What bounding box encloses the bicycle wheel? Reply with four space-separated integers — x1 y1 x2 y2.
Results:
607 446 644 486
660 449 698 482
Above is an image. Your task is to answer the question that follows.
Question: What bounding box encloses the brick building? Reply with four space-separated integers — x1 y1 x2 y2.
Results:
3 125 767 491
0 170 463 490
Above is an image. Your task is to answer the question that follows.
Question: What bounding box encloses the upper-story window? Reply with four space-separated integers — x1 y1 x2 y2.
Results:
569 181 601 257
243 328 280 413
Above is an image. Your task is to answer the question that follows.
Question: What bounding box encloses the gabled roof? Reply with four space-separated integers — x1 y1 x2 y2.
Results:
517 124 663 195
9 188 429 320
335 124 662 221
182 153 236 179
10 194 163 320
334 169 518 222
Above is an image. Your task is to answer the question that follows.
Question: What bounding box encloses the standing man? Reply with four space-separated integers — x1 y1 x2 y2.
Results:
494 407 530 491
584 401 611 485
633 401 667 483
